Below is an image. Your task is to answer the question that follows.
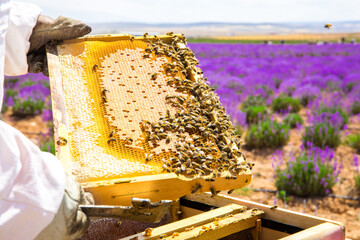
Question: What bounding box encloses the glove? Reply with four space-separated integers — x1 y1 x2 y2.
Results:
34 174 94 240
28 15 91 76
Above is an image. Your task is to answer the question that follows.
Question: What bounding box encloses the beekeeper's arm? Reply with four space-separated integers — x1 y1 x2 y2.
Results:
0 1 92 239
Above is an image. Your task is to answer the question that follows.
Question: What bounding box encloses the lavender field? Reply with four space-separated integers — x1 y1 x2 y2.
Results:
2 42 360 238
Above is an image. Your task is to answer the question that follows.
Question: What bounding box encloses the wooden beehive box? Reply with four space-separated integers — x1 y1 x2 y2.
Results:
46 34 252 206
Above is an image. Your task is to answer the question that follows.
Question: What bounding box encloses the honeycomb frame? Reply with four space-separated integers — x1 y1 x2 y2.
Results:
46 34 252 205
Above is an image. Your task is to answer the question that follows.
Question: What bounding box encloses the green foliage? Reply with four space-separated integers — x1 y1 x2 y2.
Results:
274 148 339 197
12 97 45 117
356 175 360 192
271 95 301 113
1 104 8 114
241 95 266 109
317 106 349 128
300 94 316 107
344 134 360 153
234 187 251 196
350 101 360 115
303 122 341 149
244 105 269 124
234 125 243 136
245 120 290 149
283 113 303 128
39 138 55 155
276 190 290 204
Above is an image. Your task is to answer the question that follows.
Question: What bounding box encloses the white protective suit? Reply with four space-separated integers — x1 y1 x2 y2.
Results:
0 1 65 239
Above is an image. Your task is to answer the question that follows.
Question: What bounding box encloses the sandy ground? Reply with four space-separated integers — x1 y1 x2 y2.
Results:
2 108 360 239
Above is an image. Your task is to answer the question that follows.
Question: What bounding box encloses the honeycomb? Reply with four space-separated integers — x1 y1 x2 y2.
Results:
54 35 249 184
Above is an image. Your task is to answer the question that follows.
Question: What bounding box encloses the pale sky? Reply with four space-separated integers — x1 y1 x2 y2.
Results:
25 0 360 24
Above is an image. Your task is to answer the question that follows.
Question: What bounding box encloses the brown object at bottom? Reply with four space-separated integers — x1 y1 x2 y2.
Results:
79 214 171 240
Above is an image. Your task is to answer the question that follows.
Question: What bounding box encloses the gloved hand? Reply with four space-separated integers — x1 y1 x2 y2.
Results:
35 174 94 240
28 15 91 76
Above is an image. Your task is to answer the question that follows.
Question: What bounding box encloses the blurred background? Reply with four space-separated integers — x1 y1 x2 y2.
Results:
27 0 360 39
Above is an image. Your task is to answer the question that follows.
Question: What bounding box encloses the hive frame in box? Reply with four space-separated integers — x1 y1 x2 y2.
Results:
123 193 345 240
46 34 251 206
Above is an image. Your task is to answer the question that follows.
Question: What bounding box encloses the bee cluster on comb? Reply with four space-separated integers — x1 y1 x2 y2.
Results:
135 34 252 179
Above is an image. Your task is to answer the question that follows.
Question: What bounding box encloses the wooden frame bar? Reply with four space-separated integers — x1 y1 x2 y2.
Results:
122 204 264 240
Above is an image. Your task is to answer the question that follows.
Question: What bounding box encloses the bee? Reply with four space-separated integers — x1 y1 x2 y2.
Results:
210 187 218 197
174 168 181 175
143 32 149 38
130 36 135 42
191 183 202 194
225 175 232 180
57 137 67 146
101 89 109 103
227 189 235 194
166 31 174 36
150 73 158 80
162 164 171 172
143 53 150 58
186 168 196 175
270 205 278 210
107 138 116 144
145 153 153 162
92 64 98 72
165 136 171 144
124 137 133 145
205 177 215 182
159 234 167 239
109 130 116 138
324 23 332 29
144 228 153 237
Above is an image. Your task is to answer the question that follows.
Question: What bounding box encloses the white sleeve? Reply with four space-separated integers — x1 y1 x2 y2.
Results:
0 1 65 239
4 1 41 76
0 121 66 240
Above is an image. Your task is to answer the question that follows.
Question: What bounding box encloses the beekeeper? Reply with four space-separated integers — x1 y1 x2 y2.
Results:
0 1 93 239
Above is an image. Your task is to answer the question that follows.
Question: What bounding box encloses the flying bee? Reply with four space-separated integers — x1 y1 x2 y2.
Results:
57 137 67 146
151 73 158 80
143 32 148 38
92 64 98 72
145 153 153 162
130 36 135 42
107 138 116 144
324 23 332 29
166 31 174 36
